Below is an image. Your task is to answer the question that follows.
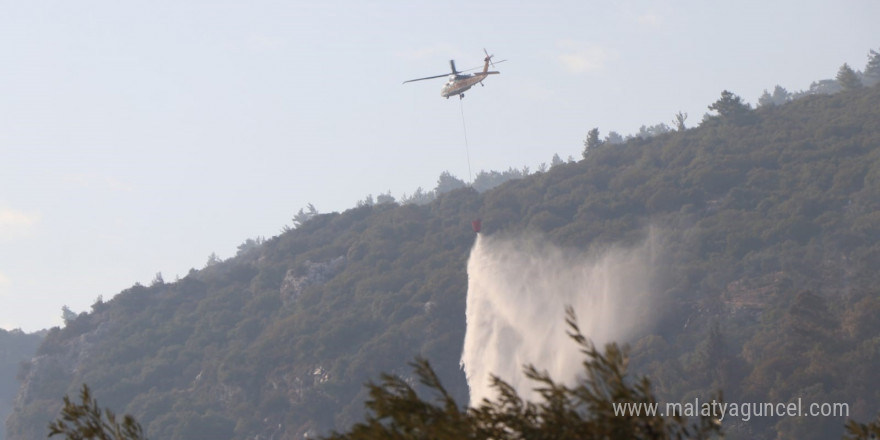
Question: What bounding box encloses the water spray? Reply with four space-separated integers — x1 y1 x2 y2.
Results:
460 233 658 406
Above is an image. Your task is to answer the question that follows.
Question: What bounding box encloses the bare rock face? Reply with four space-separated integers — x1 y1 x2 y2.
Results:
280 256 345 306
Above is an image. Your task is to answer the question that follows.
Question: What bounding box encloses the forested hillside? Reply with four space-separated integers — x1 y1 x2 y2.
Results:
7 84 880 440
0 329 42 440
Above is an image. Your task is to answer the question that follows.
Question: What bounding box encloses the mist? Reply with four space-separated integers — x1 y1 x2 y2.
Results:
460 232 660 406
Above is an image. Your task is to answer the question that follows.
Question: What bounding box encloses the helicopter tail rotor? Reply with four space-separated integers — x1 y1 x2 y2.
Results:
483 48 496 68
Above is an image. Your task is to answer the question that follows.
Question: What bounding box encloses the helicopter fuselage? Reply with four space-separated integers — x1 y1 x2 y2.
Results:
403 50 503 99
441 73 495 98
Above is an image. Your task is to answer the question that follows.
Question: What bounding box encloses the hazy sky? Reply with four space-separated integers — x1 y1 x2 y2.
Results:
1 0 878 331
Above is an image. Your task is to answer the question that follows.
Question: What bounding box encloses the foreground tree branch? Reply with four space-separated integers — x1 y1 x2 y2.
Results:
48 384 145 440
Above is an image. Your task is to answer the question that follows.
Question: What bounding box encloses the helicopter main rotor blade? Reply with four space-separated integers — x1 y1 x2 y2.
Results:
460 59 507 73
402 73 450 84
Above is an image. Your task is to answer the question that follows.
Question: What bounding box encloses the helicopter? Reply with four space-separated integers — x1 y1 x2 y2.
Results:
403 49 505 99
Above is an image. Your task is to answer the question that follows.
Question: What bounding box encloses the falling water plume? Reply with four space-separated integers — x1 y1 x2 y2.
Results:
460 232 658 406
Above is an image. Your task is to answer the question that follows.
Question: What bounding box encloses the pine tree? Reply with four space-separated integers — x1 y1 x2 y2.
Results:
48 385 146 440
435 171 467 194
845 415 880 440
836 63 863 91
293 203 319 228
771 85 791 104
758 86 791 107
583 128 602 158
758 89 774 107
863 49 880 85
673 111 688 131
323 308 724 440
707 90 753 125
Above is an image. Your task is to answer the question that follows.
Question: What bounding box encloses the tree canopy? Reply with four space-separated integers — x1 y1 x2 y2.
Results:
48 385 145 440
582 128 602 158
324 308 723 440
836 63 863 91
864 48 880 85
706 90 753 125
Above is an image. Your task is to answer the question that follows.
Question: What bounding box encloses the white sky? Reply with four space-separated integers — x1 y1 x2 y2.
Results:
1 0 878 331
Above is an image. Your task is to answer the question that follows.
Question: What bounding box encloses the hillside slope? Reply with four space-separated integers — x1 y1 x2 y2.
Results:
0 329 42 440
7 85 880 440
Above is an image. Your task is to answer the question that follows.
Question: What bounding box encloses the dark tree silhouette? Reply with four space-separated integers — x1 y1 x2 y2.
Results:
583 128 602 158
673 111 688 131
323 308 724 440
707 90 753 125
48 384 146 440
864 48 880 85
836 63 863 91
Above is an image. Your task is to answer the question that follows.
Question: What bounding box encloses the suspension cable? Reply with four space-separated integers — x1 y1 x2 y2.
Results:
459 98 473 183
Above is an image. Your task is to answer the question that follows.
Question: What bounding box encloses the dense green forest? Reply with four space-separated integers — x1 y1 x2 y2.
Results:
6 81 880 439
